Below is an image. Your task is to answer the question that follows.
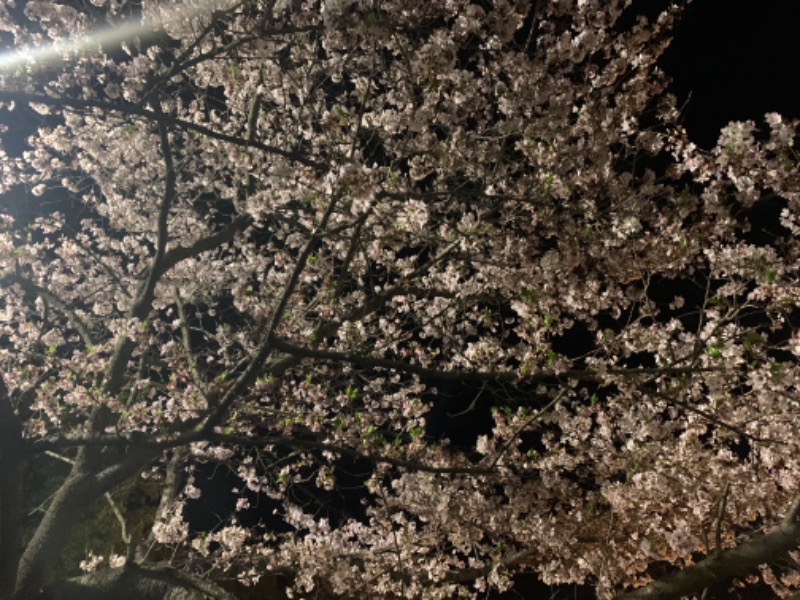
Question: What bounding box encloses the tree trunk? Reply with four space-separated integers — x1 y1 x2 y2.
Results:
41 564 238 600
0 375 25 594
12 449 156 600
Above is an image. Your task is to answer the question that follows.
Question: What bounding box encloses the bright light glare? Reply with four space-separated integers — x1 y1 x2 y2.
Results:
0 0 229 73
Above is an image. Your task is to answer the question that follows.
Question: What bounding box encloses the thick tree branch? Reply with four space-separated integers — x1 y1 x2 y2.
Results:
158 214 253 277
12 446 158 599
102 117 176 396
34 430 493 475
617 495 800 600
12 105 183 599
42 563 237 600
0 374 26 593
136 447 187 562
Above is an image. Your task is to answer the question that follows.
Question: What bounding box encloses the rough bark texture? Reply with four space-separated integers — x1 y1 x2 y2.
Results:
0 375 25 594
41 564 238 600
12 449 156 600
619 509 800 600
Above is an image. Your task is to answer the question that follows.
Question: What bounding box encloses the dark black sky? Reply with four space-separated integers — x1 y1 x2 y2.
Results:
661 0 800 148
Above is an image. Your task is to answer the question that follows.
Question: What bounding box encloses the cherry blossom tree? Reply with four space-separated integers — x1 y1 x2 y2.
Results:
0 0 799 598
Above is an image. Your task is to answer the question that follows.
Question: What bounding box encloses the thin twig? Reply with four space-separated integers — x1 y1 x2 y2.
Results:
44 449 131 544
105 491 131 545
489 390 565 469
713 482 731 556
173 287 208 395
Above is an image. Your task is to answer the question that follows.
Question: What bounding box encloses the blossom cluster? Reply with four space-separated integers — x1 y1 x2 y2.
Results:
0 0 799 598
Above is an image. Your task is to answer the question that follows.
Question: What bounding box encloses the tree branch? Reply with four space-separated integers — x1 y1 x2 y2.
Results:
0 373 26 593
131 113 175 321
445 547 539 584
0 91 323 169
136 447 187 562
208 433 495 475
4 273 97 348
34 430 493 476
617 494 800 600
41 562 237 600
12 446 158 599
157 214 253 277
267 335 718 384
197 193 340 434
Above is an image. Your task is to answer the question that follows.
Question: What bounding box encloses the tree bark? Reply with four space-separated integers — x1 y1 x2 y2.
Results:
618 496 800 600
41 564 238 600
12 449 156 600
0 375 25 594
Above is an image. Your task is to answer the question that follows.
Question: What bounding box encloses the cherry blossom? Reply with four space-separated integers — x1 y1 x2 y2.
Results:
0 0 799 599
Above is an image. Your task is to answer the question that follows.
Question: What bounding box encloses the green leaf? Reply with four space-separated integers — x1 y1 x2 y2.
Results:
409 425 424 439
546 348 558 365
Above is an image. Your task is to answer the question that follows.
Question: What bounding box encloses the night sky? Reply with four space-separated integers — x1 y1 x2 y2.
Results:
662 0 800 148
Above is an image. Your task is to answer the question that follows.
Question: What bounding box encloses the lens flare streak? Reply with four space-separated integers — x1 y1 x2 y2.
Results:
0 0 230 73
